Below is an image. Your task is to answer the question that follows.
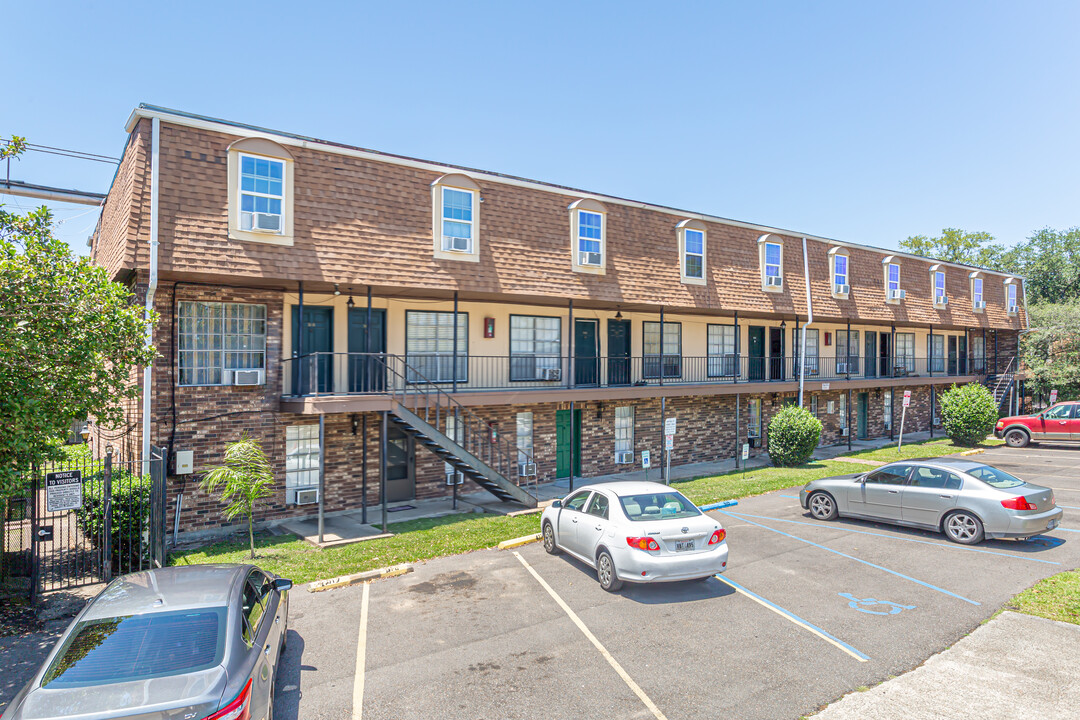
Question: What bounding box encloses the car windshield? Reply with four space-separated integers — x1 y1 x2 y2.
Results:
619 491 701 521
967 465 1026 489
41 608 226 688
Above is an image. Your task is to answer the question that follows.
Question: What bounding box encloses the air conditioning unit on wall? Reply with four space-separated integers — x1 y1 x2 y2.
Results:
287 487 319 506
444 235 471 252
1008 305 1019 314
834 283 850 295
614 451 633 464
766 275 783 288
539 367 562 381
579 251 602 266
518 462 537 477
974 301 987 310
840 427 849 436
446 472 464 486
889 289 906 301
222 369 265 386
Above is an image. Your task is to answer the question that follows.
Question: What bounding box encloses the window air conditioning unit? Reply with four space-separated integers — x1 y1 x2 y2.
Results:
836 362 850 374
231 369 265 386
748 436 760 448
444 235 470 252
252 213 281 232
974 300 987 310
889 289 906 300
840 427 849 437
1008 305 1019 314
835 284 849 295
579 251 602 266
936 295 948 306
518 462 537 477
446 471 464 486
539 367 562 381
287 487 319 506
766 275 783 288
614 451 633 465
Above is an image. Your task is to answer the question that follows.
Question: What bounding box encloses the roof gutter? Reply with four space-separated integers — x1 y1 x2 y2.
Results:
799 237 813 407
142 118 160 471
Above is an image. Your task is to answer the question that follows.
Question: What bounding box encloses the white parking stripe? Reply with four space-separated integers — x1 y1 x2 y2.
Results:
513 551 669 720
351 582 371 720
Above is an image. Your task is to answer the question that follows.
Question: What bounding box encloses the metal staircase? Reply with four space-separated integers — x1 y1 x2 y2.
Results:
983 356 1016 413
379 357 539 508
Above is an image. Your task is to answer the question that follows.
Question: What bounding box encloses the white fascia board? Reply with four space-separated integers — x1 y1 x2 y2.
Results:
125 105 1021 281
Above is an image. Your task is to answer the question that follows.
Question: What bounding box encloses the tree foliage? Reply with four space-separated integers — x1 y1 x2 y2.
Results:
1020 301 1080 401
0 139 157 505
200 435 276 559
938 383 999 446
900 228 1006 268
767 405 822 467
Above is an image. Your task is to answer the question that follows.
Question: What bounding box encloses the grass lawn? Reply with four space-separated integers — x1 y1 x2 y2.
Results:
1006 570 1080 626
842 436 1003 463
671 459 854 505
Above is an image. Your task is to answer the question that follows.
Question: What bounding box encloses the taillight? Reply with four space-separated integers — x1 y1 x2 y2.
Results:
204 679 252 720
995 421 1004 429
708 529 726 545
1001 496 1036 511
626 536 660 551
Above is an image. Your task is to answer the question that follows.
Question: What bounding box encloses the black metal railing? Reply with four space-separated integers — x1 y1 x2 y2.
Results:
282 352 989 398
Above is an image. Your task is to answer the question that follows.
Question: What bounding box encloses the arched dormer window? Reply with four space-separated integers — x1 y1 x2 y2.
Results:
1003 277 1019 315
757 234 784 292
882 256 903 303
969 271 985 312
432 173 481 262
828 246 850 298
569 198 607 274
228 137 295 246
676 219 707 285
928 264 948 308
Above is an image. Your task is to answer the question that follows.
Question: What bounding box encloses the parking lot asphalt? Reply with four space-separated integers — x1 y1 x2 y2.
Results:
275 442 1080 720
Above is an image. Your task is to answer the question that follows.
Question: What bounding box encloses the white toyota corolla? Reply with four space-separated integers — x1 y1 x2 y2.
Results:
540 481 729 591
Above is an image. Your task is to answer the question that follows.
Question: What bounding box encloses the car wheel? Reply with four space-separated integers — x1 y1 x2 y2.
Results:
808 491 839 521
542 521 559 555
944 511 984 545
596 551 623 592
1005 429 1030 448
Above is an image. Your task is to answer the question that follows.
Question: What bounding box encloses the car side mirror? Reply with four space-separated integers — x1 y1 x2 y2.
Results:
274 578 293 593
551 499 562 509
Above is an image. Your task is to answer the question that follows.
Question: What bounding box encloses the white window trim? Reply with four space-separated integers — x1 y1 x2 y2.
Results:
969 271 985 312
570 201 607 274
516 412 534 465
614 406 634 457
928 265 948 308
227 144 295 246
883 256 902 304
178 301 268 387
285 424 320 490
758 234 784 293
1004 278 1019 315
829 247 849 298
432 175 481 263
677 220 706 285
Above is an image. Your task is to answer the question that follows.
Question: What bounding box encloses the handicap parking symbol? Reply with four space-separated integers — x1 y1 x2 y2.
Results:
839 592 916 615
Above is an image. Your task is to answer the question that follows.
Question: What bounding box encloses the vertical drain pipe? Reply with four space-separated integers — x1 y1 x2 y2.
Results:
142 117 160 473
798 238 813 408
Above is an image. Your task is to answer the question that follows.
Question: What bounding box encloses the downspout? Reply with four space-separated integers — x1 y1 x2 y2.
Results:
142 117 160 471
798 237 813 407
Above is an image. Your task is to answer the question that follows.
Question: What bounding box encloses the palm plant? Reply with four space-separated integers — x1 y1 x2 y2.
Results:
200 434 275 559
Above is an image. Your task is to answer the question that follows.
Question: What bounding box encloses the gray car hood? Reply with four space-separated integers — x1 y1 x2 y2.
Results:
10 666 227 720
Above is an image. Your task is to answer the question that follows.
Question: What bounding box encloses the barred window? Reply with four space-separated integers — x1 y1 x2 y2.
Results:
178 302 266 386
405 311 467 383
510 316 562 381
285 425 319 489
614 406 634 454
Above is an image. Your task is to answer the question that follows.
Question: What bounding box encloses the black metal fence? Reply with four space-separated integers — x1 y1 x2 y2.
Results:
1 446 167 599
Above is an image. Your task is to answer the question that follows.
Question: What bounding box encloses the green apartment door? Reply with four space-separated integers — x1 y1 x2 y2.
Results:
607 319 631 386
555 409 582 479
857 392 869 439
292 306 333 394
748 326 766 381
347 307 386 391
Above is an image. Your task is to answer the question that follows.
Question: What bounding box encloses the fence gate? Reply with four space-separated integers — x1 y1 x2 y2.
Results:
18 446 168 600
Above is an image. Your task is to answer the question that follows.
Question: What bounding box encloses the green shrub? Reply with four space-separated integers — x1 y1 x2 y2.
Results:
938 383 999 446
74 468 151 574
767 405 823 467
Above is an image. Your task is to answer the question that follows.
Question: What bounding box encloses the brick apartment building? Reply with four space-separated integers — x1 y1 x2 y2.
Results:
89 105 1027 537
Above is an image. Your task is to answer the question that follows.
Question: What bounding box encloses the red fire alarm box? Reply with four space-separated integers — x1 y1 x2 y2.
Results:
824 331 832 346
484 317 495 338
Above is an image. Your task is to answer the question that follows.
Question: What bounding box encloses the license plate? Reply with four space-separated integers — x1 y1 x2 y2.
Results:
1048 519 1058 530
675 540 695 552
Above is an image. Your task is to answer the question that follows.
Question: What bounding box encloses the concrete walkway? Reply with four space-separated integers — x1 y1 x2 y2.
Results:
812 612 1080 719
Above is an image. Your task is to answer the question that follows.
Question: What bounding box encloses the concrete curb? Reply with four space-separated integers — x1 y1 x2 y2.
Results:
699 500 739 512
307 563 413 592
498 533 542 550
959 448 985 456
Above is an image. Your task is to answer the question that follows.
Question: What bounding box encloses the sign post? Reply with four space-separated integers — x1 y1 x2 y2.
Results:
45 470 83 513
663 417 676 486
1050 389 1058 405
898 390 911 449
641 450 651 482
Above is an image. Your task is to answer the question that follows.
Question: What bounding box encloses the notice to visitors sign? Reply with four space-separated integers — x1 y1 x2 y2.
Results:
45 470 82 513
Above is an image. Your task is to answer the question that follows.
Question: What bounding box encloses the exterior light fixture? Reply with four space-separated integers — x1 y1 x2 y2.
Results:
615 309 623 319
780 320 787 329
334 284 341 296
347 294 355 308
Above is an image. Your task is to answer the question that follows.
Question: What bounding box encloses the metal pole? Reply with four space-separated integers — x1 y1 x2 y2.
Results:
366 285 373 391
735 394 741 469
889 388 895 441
734 310 739 384
660 395 666 483
659 306 665 387
994 330 999 375
930 386 936 438
891 324 896 378
846 321 851 382
29 463 39 604
929 323 934 377
103 448 113 582
297 281 304 393
317 414 325 544
452 290 459 393
567 299 573 390
361 414 368 524
982 327 987 374
568 401 575 492
847 388 852 451
381 411 389 533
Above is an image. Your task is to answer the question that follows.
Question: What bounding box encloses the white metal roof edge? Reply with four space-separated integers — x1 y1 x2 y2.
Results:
124 104 1024 282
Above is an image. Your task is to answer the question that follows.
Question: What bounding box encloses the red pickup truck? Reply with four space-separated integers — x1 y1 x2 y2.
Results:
996 401 1080 447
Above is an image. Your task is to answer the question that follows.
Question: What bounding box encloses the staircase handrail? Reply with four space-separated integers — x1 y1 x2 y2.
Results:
992 356 1017 399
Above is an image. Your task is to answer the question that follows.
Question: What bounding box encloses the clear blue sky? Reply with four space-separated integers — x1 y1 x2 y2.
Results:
4 1 1078 256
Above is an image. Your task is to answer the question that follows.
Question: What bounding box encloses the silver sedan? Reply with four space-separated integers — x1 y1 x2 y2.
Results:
540 481 729 591
2 564 291 720
799 457 1063 544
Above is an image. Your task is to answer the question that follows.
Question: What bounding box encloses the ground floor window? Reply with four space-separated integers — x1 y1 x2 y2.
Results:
405 311 468 383
285 425 320 489
614 406 634 462
810 394 819 417
839 393 848 430
178 301 267 386
516 412 533 466
748 398 762 440
445 415 463 481
883 390 893 430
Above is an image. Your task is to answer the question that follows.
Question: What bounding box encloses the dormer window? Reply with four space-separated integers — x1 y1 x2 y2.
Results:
239 155 283 232
228 138 294 246
1005 281 1018 315
432 174 481 262
929 266 948 308
829 247 849 298
569 198 607 274
758 234 784 292
677 219 707 285
883 257 903 303
969 271 985 312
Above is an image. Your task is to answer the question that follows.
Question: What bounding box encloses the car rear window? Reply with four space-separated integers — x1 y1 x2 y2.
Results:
619 492 701 521
41 608 226 688
967 465 1025 489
